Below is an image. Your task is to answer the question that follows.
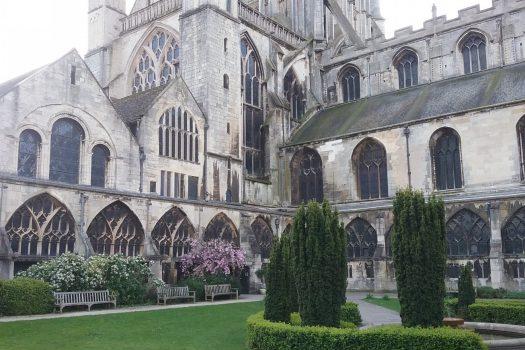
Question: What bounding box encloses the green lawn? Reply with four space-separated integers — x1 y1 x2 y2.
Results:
364 297 401 313
0 301 263 350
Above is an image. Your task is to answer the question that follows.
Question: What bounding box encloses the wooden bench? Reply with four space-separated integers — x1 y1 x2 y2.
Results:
157 286 196 305
54 290 116 313
204 284 239 302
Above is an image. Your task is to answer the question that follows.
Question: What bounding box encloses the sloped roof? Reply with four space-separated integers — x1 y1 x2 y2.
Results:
112 85 168 123
0 69 40 99
289 62 525 145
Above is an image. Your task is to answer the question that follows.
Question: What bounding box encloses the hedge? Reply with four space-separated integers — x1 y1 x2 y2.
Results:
247 312 487 350
341 302 362 325
468 300 525 325
476 286 525 300
0 278 55 316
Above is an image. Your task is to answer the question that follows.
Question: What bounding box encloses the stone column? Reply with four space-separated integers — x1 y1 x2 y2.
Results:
488 201 505 289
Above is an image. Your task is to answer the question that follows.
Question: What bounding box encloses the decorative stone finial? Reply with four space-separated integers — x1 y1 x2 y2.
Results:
432 3 437 19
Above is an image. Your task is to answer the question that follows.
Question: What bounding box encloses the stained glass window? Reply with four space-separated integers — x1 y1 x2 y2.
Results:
87 202 144 256
461 33 487 74
49 118 84 185
91 145 110 188
341 66 360 102
431 128 463 190
396 50 418 89
446 209 490 257
354 139 388 200
346 218 377 260
290 148 323 205
17 130 41 178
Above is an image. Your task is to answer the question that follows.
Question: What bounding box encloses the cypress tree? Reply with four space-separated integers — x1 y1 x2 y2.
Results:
392 189 446 327
458 263 476 316
264 237 290 323
281 233 298 313
291 201 347 327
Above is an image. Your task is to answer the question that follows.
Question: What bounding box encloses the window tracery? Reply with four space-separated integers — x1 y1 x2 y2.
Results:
158 107 199 163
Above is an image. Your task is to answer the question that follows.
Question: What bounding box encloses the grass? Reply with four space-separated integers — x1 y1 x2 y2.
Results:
0 301 264 350
364 296 401 313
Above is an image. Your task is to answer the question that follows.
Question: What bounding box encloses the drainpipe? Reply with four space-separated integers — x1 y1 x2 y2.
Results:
404 127 412 188
139 146 146 193
79 192 91 256
203 122 209 200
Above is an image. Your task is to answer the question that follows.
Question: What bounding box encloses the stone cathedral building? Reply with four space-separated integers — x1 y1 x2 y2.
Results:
1 0 525 292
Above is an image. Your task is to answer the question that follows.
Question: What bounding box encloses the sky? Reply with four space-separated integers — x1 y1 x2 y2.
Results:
0 0 493 83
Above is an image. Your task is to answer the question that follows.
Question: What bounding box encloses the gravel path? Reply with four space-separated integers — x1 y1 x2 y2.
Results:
347 293 401 327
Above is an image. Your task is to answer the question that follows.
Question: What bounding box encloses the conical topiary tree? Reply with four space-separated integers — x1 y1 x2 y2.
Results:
291 201 347 327
392 189 446 327
264 237 290 323
458 263 476 316
281 233 298 313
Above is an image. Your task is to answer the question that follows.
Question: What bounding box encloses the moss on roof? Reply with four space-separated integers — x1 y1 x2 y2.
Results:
289 62 525 145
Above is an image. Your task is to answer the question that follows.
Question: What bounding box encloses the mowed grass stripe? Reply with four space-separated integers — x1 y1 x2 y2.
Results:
0 301 264 350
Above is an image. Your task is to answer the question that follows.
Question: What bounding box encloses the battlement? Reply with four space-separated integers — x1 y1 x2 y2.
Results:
121 0 182 34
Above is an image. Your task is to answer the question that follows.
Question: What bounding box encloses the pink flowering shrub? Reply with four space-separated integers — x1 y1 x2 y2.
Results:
180 239 246 277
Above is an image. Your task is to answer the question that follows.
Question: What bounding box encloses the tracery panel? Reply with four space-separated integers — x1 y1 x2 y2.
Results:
284 69 305 120
87 202 144 256
395 50 418 89
290 147 323 205
158 107 199 163
346 218 377 260
446 209 490 257
151 207 196 258
353 139 388 200
204 213 239 246
340 66 360 102
6 193 76 257
431 128 463 191
250 217 273 261
461 33 487 74
502 207 525 255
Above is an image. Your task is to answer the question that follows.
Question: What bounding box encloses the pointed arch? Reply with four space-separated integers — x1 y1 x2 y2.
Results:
86 201 144 256
352 138 388 200
290 147 323 205
346 218 377 261
430 127 463 190
339 64 361 102
446 209 490 257
458 30 487 74
151 207 196 258
284 68 305 121
5 193 76 257
393 47 419 89
129 26 181 94
502 206 525 255
204 213 239 246
18 129 42 178
50 117 85 185
250 216 274 261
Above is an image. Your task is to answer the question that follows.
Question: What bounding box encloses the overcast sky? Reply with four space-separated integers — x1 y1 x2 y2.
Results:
0 0 492 83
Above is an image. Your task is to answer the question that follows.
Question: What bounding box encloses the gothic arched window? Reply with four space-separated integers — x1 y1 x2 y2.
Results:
502 207 525 255
204 213 240 246
431 128 463 191
91 145 110 188
87 201 144 256
17 129 41 178
461 32 487 74
50 118 85 185
353 139 388 200
517 116 525 181
340 65 360 102
241 36 265 176
151 207 196 258
290 147 323 205
346 218 377 260
250 217 274 261
6 193 76 257
446 209 490 257
284 69 305 120
158 107 199 163
131 29 180 93
395 50 418 89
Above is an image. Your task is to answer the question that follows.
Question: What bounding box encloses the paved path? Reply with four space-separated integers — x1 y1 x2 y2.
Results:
347 293 401 328
0 294 264 323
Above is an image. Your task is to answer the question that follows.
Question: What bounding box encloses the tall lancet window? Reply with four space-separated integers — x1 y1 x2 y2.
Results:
284 69 305 121
341 65 361 102
431 128 463 191
17 130 41 178
461 32 487 74
395 49 419 89
131 29 181 93
241 37 265 177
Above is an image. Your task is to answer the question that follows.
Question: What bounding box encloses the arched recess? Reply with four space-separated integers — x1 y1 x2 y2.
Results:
346 218 377 261
446 209 491 257
49 117 85 185
18 129 42 178
284 68 305 121
151 207 196 258
339 64 361 102
86 201 144 256
250 216 274 261
129 27 181 94
458 30 487 74
393 47 419 89
290 147 323 205
204 213 240 246
352 138 388 200
5 193 76 257
502 207 525 255
430 127 463 191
